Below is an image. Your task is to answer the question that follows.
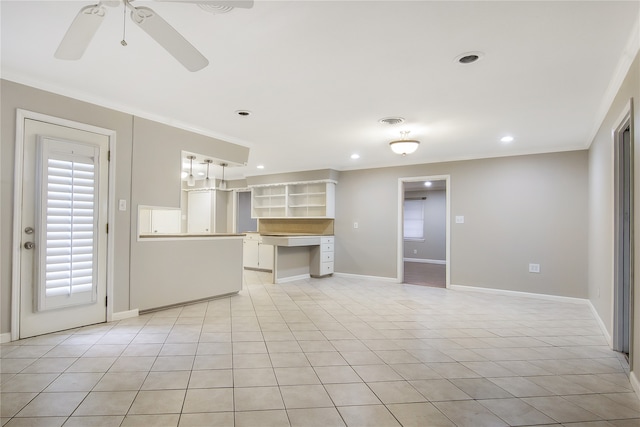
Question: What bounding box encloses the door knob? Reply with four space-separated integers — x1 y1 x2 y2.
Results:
24 242 35 250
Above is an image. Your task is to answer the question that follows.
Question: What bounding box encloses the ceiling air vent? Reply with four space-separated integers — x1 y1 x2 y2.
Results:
379 117 405 125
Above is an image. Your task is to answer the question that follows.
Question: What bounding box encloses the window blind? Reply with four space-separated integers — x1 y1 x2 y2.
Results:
404 199 424 240
44 158 96 298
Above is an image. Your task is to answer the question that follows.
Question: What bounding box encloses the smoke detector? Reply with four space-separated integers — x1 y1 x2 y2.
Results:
379 117 405 125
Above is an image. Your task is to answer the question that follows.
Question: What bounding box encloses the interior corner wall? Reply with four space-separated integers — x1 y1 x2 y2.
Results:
0 79 134 331
587 52 640 377
335 150 589 298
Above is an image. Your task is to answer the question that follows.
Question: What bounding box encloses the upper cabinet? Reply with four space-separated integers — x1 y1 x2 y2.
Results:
251 180 336 218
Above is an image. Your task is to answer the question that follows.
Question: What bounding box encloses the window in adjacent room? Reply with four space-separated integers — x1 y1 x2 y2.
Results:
404 199 425 240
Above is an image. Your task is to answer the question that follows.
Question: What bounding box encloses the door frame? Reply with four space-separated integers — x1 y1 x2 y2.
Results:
613 99 635 361
397 175 451 286
11 109 117 341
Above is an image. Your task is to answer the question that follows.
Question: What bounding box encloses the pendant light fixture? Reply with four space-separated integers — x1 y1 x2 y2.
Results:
187 155 196 187
204 159 214 189
389 131 420 156
219 162 228 190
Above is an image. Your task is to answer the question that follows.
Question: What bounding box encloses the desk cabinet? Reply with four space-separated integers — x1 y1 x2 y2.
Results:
243 234 274 271
310 236 334 277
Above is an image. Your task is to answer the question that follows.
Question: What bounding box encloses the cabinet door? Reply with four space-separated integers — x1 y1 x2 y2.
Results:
187 192 212 233
151 209 181 233
258 243 274 270
243 239 260 269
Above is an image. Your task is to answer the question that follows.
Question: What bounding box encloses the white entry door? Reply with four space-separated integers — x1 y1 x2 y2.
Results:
18 118 109 338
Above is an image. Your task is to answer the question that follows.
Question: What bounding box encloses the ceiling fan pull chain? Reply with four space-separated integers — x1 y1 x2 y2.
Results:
121 2 128 46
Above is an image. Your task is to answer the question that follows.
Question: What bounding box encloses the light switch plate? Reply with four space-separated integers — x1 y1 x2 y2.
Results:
455 216 464 224
118 199 127 211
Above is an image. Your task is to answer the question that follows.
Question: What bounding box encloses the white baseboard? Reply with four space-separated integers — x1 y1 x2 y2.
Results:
333 272 399 283
403 258 446 265
586 300 612 347
630 370 640 398
112 309 139 321
0 332 12 343
449 284 589 305
275 274 311 284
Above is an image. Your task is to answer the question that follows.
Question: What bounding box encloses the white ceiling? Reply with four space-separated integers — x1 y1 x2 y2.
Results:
2 1 639 181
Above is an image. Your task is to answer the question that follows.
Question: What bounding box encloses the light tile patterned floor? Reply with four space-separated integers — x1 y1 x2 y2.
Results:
1 271 639 426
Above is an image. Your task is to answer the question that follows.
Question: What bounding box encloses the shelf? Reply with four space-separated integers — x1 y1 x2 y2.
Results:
289 192 326 197
251 180 335 219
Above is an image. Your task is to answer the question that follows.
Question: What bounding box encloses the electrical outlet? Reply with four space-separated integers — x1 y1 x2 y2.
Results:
529 263 540 273
413 249 417 254
353 222 359 229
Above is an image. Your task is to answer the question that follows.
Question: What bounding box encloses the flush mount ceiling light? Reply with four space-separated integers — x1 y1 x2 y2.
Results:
350 153 360 160
455 51 485 65
187 155 196 187
389 131 420 156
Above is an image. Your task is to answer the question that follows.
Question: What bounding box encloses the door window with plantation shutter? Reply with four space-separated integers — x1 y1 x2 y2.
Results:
35 137 101 311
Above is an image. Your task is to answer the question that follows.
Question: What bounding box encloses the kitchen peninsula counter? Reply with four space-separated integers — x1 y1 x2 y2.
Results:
131 234 244 311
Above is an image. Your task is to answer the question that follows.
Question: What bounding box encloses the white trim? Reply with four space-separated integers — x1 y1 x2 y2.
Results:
1 73 253 152
398 175 451 288
630 371 640 397
11 109 117 339
0 333 12 344
248 179 337 188
112 309 139 321
403 258 446 265
275 274 311 284
450 284 589 305
333 272 399 283
587 300 613 347
588 13 640 148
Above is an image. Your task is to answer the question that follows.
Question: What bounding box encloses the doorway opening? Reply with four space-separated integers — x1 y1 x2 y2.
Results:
398 176 450 288
613 101 634 365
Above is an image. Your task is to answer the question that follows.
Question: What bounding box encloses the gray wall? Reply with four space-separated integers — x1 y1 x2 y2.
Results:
335 150 589 298
404 189 446 262
1 80 134 330
0 80 249 333
588 52 640 375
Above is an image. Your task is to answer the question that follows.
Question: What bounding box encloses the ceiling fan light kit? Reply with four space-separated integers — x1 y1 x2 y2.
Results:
54 0 254 72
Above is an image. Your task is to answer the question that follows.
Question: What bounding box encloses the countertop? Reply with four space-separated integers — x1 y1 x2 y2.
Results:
139 233 245 238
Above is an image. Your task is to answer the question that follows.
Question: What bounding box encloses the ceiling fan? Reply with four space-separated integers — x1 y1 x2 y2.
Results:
54 0 254 72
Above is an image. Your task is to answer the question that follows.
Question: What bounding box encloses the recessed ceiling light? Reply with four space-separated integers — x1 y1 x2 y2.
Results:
424 181 432 187
350 154 360 160
235 110 251 116
501 136 514 143
455 51 484 65
197 172 205 176
256 164 265 169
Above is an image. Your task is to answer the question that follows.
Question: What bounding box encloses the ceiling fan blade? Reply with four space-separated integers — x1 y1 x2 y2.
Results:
154 0 254 9
130 6 209 72
54 4 107 60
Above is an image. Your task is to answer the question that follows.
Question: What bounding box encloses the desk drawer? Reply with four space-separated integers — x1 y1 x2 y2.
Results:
321 243 334 253
321 236 334 244
322 252 334 262
320 261 334 275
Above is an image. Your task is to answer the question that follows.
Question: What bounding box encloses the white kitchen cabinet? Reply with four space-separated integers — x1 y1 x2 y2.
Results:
243 233 273 271
310 236 334 277
251 180 336 219
138 206 181 234
187 189 228 233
